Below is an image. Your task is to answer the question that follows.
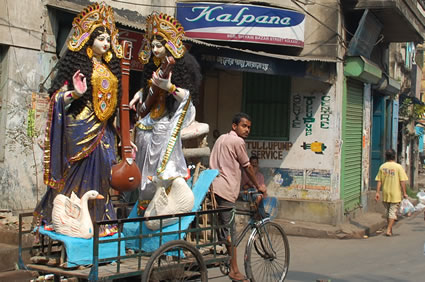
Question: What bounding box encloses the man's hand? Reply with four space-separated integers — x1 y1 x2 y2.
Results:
403 193 408 199
375 192 380 201
258 184 267 197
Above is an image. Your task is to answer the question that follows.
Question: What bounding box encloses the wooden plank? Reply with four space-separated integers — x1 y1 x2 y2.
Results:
27 256 150 279
27 253 229 279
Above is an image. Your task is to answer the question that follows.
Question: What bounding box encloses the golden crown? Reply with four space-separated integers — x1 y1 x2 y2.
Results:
139 12 185 64
68 2 123 58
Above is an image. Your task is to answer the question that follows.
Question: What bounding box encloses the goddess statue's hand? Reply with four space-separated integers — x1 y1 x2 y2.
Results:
151 71 172 92
130 141 138 159
129 91 140 111
72 70 87 96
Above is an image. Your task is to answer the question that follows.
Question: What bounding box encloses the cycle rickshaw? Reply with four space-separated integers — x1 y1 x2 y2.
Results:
18 169 289 281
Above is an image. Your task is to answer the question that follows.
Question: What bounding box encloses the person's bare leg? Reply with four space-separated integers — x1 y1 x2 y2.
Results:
387 218 395 235
227 242 247 281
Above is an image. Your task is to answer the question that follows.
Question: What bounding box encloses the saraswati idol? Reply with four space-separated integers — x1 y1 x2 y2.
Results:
34 2 124 237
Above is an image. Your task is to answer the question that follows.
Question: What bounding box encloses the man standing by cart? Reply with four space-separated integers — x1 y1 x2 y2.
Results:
210 112 266 282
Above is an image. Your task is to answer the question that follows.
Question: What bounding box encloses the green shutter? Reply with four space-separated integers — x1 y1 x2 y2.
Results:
242 73 290 140
341 78 363 211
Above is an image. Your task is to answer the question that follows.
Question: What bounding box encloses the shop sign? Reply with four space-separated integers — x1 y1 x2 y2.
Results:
177 2 305 47
192 47 306 76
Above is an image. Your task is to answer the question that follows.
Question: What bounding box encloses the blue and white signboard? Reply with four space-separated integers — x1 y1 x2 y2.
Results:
176 2 305 47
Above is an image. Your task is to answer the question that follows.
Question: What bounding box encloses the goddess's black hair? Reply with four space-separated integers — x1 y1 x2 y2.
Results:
48 26 122 121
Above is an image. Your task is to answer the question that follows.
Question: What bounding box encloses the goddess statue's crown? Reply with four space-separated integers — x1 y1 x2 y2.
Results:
139 12 186 64
67 2 123 58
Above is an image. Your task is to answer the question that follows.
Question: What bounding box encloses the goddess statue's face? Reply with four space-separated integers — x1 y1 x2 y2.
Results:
152 39 166 59
92 32 111 56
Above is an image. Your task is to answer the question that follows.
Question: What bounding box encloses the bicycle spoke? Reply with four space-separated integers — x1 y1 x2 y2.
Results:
245 221 290 281
143 241 207 281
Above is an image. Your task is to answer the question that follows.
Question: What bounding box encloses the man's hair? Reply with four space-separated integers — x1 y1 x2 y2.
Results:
232 112 251 125
385 149 396 161
250 155 259 162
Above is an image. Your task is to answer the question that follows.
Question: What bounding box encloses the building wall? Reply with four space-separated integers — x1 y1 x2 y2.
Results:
0 0 45 50
202 71 341 202
0 0 58 210
0 47 56 210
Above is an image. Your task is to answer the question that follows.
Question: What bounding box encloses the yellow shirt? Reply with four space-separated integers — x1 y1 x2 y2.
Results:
375 161 408 203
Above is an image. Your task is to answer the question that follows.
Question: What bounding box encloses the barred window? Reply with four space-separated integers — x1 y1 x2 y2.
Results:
242 72 291 140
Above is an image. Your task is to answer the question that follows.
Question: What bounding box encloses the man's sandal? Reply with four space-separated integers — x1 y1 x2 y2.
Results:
229 274 249 282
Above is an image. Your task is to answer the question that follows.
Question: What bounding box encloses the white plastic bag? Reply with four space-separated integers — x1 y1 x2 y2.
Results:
417 191 425 205
415 202 425 212
399 198 415 215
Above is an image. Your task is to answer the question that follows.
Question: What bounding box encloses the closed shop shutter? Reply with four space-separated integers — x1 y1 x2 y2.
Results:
341 78 363 211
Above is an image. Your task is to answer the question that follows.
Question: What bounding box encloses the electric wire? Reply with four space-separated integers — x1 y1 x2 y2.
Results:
291 0 349 50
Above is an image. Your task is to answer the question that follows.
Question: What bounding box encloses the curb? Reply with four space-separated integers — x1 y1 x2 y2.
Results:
274 213 388 239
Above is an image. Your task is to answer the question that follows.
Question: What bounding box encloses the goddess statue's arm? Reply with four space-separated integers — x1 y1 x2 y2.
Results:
129 89 143 111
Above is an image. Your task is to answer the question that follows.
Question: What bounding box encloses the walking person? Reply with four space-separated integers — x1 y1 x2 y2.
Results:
210 112 265 282
375 149 408 236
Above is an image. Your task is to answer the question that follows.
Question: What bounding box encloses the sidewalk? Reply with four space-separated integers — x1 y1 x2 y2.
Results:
274 211 388 239
272 194 422 239
272 168 425 240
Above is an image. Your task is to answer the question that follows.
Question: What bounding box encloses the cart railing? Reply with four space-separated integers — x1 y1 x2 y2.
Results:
89 207 233 280
19 207 234 281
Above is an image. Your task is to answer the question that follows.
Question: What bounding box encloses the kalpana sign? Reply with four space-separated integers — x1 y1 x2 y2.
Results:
176 2 305 47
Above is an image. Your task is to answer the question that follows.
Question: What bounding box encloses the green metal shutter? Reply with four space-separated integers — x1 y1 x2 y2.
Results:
341 78 363 211
242 72 291 140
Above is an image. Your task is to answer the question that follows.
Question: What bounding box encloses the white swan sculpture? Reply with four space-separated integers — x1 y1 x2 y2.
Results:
144 176 194 230
52 190 104 239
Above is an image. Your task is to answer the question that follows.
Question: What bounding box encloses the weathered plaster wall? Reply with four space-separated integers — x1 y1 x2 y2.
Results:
0 0 45 49
102 0 175 16
300 0 339 59
247 78 337 201
204 70 243 147
361 84 372 209
362 84 371 191
202 70 341 202
0 48 57 210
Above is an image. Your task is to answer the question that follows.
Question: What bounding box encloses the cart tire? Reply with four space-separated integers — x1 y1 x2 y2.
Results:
245 221 290 282
142 240 208 282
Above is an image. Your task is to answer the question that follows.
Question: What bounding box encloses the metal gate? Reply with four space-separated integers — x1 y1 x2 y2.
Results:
341 78 363 211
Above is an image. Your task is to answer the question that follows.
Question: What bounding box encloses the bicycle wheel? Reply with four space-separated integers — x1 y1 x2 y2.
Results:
142 240 208 282
245 221 290 282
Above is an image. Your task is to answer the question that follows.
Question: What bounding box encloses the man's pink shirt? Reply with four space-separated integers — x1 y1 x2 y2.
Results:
210 130 250 203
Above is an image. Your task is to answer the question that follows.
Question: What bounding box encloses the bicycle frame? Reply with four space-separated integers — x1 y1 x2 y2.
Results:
233 208 271 248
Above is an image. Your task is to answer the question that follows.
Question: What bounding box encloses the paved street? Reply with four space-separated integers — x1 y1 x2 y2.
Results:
208 211 425 282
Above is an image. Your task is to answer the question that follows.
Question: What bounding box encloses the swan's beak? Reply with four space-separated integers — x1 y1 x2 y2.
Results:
96 195 105 200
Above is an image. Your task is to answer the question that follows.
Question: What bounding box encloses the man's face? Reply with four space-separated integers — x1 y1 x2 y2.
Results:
232 118 251 139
